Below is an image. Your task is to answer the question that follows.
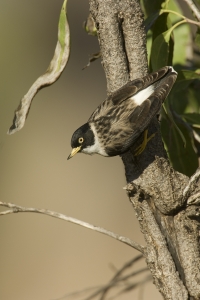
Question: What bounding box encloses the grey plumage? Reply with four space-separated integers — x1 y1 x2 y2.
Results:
68 66 177 159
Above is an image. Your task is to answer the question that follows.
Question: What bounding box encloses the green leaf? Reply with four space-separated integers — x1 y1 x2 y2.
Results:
171 71 200 98
163 102 186 147
181 113 200 128
161 0 169 9
186 86 200 113
168 70 200 113
168 89 190 116
165 1 191 66
195 31 200 49
151 12 169 38
151 25 172 70
178 70 200 80
147 30 153 65
8 0 70 134
148 9 175 71
151 19 186 70
195 27 200 50
57 0 69 70
161 113 198 176
141 0 168 16
144 10 161 32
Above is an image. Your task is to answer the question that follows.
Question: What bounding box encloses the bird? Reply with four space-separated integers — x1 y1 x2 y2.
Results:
68 66 177 160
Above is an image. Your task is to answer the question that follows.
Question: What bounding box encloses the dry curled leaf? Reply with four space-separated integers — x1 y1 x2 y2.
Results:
8 0 70 135
82 52 101 70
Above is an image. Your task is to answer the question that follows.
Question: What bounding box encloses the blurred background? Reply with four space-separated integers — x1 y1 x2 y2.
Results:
0 1 161 299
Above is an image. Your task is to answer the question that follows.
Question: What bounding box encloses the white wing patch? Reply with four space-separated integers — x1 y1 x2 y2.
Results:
131 85 155 105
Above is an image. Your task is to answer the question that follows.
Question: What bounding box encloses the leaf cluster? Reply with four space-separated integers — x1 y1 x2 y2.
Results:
142 0 200 176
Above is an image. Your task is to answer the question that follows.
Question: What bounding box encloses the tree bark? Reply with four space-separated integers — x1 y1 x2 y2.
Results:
89 0 200 299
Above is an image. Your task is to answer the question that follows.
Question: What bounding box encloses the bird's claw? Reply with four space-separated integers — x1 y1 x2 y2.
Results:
134 130 156 156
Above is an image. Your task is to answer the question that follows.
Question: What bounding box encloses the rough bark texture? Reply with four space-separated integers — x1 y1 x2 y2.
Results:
89 0 200 299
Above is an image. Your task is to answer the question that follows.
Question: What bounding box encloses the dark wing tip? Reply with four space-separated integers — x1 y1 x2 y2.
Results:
143 66 177 88
168 66 177 75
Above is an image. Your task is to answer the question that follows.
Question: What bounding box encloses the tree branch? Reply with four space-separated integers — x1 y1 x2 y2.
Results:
182 0 200 22
89 0 200 299
0 201 145 254
184 167 200 200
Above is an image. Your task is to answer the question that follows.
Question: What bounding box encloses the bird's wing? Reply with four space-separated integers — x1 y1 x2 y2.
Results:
110 66 171 106
126 74 176 134
89 67 176 123
108 74 177 153
115 100 152 152
104 100 151 156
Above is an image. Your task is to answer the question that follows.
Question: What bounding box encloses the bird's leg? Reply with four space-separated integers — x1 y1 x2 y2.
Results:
134 129 155 156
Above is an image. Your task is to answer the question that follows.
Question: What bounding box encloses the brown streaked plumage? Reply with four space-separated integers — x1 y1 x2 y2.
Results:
68 66 177 159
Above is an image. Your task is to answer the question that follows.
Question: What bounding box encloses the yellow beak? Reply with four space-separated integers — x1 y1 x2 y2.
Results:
67 146 81 160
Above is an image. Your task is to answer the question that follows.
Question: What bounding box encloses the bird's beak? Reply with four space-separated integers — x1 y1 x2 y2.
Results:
67 146 81 160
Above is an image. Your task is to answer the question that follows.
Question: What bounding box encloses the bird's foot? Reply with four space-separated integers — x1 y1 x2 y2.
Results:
134 129 155 156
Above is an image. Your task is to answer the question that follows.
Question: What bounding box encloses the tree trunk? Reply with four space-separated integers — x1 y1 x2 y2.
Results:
89 0 200 299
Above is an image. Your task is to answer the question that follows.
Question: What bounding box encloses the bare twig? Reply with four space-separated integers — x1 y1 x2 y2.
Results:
107 275 152 300
99 255 144 300
110 255 143 281
53 286 101 300
82 52 101 70
113 275 152 300
0 201 145 254
99 268 148 300
161 8 200 26
56 256 149 300
183 167 200 197
187 192 200 204
182 0 200 22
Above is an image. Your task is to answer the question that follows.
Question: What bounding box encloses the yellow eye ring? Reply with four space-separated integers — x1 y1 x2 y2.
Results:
78 137 84 144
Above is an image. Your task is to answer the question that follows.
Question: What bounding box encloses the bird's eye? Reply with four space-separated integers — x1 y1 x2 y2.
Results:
78 137 84 144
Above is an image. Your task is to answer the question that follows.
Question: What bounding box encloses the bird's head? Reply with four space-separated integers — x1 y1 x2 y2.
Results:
68 123 95 160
